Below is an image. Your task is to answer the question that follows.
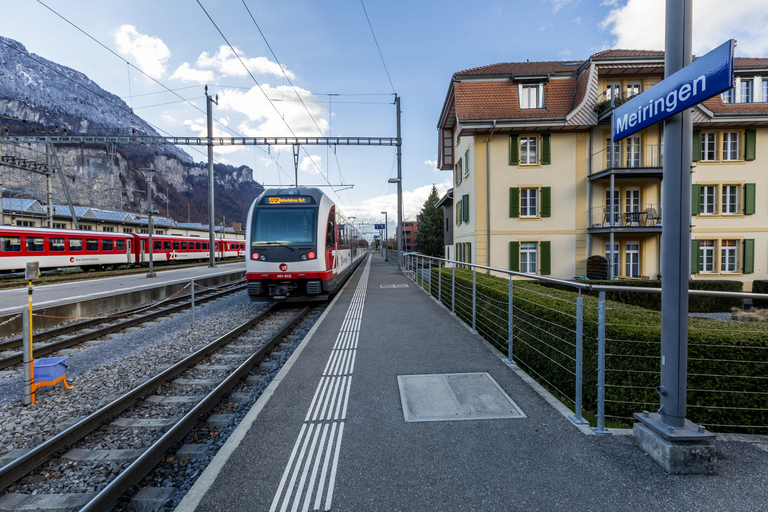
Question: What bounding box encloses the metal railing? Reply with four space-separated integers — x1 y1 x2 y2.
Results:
595 85 653 116
591 144 663 174
402 252 768 435
589 203 662 228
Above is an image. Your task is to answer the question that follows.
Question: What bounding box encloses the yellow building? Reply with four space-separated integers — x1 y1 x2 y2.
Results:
437 50 768 289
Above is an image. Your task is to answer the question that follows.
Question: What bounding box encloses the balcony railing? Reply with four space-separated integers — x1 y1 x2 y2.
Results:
594 84 654 116
589 203 662 229
591 144 662 174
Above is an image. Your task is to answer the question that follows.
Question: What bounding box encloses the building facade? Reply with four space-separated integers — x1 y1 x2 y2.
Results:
437 50 768 289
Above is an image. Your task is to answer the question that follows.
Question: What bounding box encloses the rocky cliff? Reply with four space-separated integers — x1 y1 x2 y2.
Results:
0 36 263 225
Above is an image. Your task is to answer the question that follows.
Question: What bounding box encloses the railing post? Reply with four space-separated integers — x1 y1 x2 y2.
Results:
471 265 477 333
569 291 589 425
428 257 432 296
451 264 456 316
505 277 514 364
191 278 195 329
592 291 612 434
438 258 442 303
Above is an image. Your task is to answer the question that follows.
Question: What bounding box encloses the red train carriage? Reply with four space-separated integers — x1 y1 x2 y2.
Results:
245 187 367 302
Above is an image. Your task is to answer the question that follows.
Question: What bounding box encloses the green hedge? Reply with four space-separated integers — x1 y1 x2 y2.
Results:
540 279 742 313
429 267 768 434
752 280 768 309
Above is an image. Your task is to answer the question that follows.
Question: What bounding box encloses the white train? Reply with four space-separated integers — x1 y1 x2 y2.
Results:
245 188 367 301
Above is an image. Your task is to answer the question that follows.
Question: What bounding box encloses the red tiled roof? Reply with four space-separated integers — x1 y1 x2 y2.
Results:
454 77 576 121
457 61 582 77
590 49 664 59
701 95 768 114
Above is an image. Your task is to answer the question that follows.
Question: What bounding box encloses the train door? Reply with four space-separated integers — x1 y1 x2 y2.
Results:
325 207 336 271
140 239 146 264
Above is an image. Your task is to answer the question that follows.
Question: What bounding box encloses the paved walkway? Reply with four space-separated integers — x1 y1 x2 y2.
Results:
177 255 768 512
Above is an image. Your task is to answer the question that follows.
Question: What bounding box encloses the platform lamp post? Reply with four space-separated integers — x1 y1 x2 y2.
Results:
381 211 388 260
140 168 158 278
388 177 402 269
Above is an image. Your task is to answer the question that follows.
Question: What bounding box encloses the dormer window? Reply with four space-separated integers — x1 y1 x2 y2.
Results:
519 83 544 109
740 79 753 103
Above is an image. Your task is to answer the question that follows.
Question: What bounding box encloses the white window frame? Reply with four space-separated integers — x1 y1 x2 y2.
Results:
520 188 538 218
519 83 543 109
722 185 739 215
721 240 738 273
763 78 768 103
626 81 641 99
700 185 716 215
699 240 715 273
605 242 620 278
701 132 716 161
723 132 739 161
606 136 621 168
520 242 538 274
626 136 641 168
520 136 538 165
625 242 640 278
740 79 754 104
721 88 734 103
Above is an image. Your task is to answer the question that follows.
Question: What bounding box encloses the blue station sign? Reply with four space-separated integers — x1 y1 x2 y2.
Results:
374 224 386 230
612 39 735 141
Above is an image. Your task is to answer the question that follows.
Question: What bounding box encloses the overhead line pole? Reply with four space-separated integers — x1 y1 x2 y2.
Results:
396 95 403 269
206 85 218 268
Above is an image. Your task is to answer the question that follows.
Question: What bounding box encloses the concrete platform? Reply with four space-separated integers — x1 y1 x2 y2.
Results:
176 255 768 512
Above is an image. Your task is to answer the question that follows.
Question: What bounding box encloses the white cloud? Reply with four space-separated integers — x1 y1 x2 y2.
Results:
424 160 437 169
216 84 329 138
299 155 323 175
196 46 295 79
600 0 768 56
170 62 215 83
114 25 170 79
559 49 573 59
548 0 577 14
350 181 452 228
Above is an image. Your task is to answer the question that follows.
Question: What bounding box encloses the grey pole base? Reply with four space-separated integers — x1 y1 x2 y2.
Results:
146 272 156 278
633 412 715 441
568 415 589 426
633 418 716 475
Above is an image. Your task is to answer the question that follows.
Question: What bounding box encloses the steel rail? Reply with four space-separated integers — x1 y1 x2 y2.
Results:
81 305 311 512
0 303 293 491
0 283 245 354
0 284 246 369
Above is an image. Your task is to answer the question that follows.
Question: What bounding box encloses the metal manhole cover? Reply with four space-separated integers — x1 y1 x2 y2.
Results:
397 373 526 422
380 284 409 288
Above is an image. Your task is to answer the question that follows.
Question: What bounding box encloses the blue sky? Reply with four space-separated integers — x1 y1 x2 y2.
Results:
2 0 767 236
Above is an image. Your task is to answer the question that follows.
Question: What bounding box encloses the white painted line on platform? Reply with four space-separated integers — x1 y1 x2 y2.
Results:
271 257 370 511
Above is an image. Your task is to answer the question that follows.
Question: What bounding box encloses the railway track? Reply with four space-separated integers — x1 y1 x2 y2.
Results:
0 303 317 511
0 282 248 370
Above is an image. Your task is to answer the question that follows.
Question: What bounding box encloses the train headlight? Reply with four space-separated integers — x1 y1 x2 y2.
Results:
260 254 266 261
301 254 307 261
251 252 259 260
307 251 316 260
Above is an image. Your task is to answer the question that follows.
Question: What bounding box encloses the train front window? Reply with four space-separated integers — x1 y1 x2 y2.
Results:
251 207 317 246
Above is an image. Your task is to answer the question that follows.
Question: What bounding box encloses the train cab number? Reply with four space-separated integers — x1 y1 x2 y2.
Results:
276 274 292 278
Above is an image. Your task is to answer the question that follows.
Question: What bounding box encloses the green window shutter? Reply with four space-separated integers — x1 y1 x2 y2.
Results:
692 130 701 162
541 134 551 165
467 243 472 264
462 194 469 222
465 149 470 174
509 241 519 272
509 135 519 165
744 183 756 215
458 159 462 183
509 187 519 218
691 184 701 215
540 241 551 275
743 239 755 274
690 239 700 274
745 129 756 161
541 187 551 218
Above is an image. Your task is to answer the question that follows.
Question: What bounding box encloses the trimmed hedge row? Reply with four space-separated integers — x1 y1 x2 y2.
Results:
752 280 768 308
540 279 743 313
428 267 768 434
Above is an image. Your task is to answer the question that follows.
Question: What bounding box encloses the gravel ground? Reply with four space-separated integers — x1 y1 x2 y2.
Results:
0 291 270 458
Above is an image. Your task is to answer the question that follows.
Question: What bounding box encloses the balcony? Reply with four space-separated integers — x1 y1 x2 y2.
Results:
589 203 662 233
594 84 654 119
590 144 663 180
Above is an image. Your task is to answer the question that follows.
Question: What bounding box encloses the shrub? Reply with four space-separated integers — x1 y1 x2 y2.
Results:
752 280 768 309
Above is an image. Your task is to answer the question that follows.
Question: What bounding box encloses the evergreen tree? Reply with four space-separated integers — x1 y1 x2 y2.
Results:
415 185 444 257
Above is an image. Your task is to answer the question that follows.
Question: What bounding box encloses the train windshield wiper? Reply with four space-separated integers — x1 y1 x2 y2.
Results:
256 241 295 251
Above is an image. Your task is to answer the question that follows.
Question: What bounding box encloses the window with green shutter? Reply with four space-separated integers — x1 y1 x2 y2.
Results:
509 241 519 272
743 239 755 274
691 239 700 274
509 135 519 165
541 134 551 165
745 129 756 161
744 183 756 215
541 187 551 218
509 187 519 218
692 130 701 162
464 149 470 176
691 184 701 215
540 241 551 275
456 200 461 225
466 243 472 264
462 194 469 222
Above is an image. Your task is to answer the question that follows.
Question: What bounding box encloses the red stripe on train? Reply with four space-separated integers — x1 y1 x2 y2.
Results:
246 271 336 281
